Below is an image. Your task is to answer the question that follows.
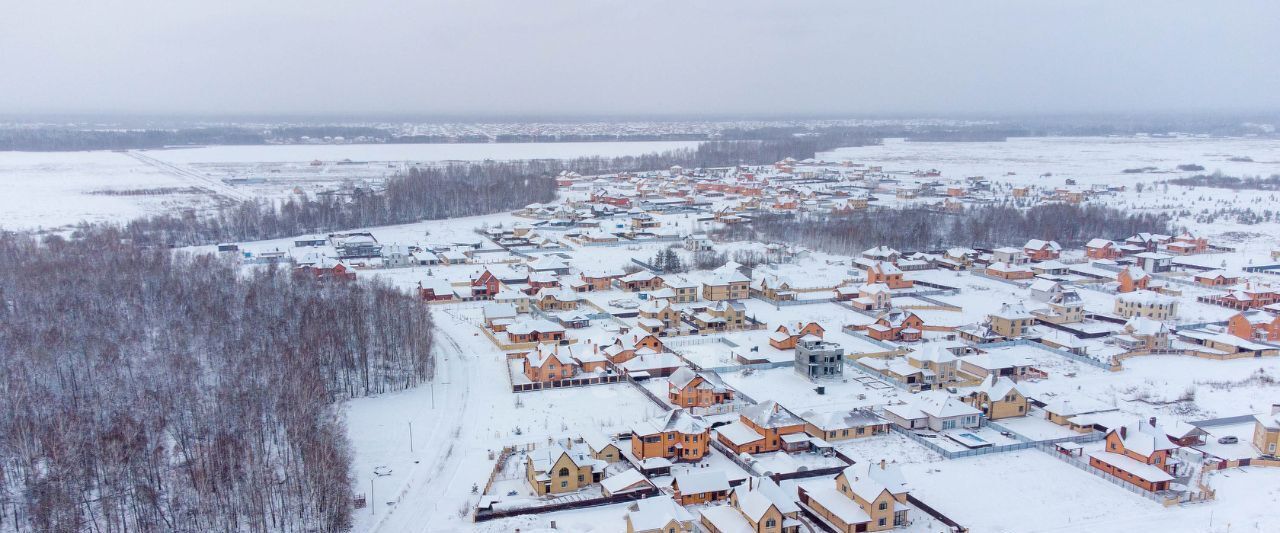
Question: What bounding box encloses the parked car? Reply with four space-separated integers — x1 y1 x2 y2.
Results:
1217 436 1239 444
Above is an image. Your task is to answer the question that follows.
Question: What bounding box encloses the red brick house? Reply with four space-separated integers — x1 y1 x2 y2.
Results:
471 269 501 298
1227 310 1280 341
1117 266 1151 293
866 261 913 289
1088 420 1178 492
1023 239 1062 261
863 309 925 342
1085 239 1120 260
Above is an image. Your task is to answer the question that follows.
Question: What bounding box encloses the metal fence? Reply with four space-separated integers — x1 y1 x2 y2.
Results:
1034 442 1176 505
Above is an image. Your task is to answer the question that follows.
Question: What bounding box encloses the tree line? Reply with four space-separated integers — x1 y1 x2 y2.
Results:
1166 172 1280 191
716 203 1172 254
0 228 434 532
116 133 882 248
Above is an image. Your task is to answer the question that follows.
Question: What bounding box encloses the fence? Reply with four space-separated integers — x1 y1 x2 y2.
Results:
473 486 660 522
973 338 1115 371
1034 442 1184 506
906 494 968 533
848 360 910 391
753 294 837 307
839 325 902 351
626 376 674 411
888 421 1104 460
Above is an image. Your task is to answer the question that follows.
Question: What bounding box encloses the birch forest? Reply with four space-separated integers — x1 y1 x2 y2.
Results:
0 229 434 532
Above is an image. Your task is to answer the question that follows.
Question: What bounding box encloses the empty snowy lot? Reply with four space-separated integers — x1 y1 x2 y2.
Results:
902 450 1156 533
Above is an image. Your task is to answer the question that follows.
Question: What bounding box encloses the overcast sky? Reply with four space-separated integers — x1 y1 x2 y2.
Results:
3 0 1278 118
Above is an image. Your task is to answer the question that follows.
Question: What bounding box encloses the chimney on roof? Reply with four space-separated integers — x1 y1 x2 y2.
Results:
1149 416 1157 428
1119 426 1127 439
1271 404 1280 416
880 459 887 470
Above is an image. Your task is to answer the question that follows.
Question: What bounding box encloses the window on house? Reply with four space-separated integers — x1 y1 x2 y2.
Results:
561 481 568 488
878 502 888 510
558 467 569 476
879 518 887 526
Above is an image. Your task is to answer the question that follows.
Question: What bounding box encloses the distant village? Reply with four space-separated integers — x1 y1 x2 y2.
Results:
225 157 1280 532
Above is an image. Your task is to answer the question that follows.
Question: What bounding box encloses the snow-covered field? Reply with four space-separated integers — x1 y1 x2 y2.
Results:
823 136 1280 188
0 140 698 231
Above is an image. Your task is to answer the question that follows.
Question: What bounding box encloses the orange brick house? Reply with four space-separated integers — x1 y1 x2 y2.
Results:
620 271 664 292
1023 239 1062 261
863 309 925 342
716 401 806 455
1193 270 1238 287
1088 419 1178 492
667 367 734 408
799 462 910 532
1117 266 1152 293
603 334 666 364
1085 239 1121 260
866 261 913 289
1165 232 1208 254
1227 310 1280 341
768 322 826 350
522 347 577 383
985 261 1034 280
631 409 710 462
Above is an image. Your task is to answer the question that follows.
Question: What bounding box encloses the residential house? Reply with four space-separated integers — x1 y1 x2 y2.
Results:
717 401 806 455
963 376 1029 420
988 303 1035 337
769 322 826 350
1030 288 1085 324
672 470 731 505
862 246 901 264
1165 232 1208 255
1114 316 1170 350
882 391 982 431
631 409 710 462
866 261 913 289
638 299 682 334
417 277 455 301
863 309 925 342
624 495 696 533
525 444 607 495
506 318 567 344
600 469 656 498
800 409 890 442
795 338 844 381
690 300 747 332
1086 239 1121 260
470 269 501 298
662 275 701 303
1133 252 1173 273
1194 270 1239 287
703 266 751 301
667 367 735 409
1089 420 1179 492
991 247 1026 264
1253 405 1280 457
1117 265 1152 293
707 478 803 533
1114 291 1178 320
985 261 1034 280
1227 310 1280 341
622 271 664 292
1023 239 1062 261
799 462 910 532
522 346 577 383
